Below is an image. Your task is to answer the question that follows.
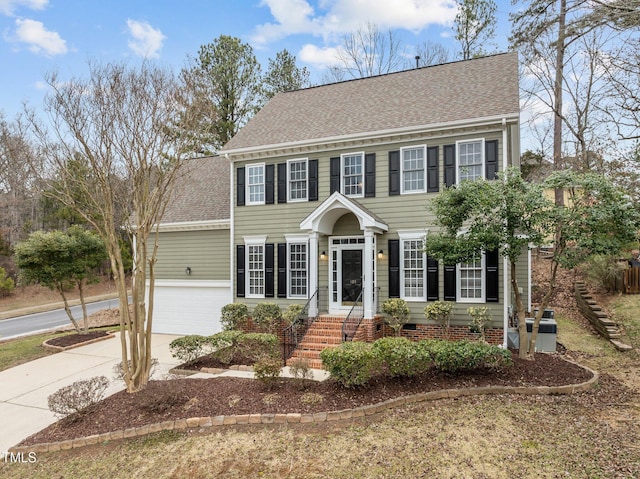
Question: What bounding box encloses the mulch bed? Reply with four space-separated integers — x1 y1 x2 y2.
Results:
19 351 594 447
45 330 112 348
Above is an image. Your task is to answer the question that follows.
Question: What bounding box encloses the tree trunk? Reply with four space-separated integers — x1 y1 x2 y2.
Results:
553 0 567 207
526 258 560 359
77 280 89 333
57 284 80 333
511 260 530 360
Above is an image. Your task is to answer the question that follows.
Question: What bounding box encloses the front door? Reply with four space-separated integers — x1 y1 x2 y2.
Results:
341 249 362 305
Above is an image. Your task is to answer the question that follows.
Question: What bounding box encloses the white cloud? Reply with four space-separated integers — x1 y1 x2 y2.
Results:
253 0 457 44
12 18 67 56
126 19 165 59
298 43 343 69
0 0 47 16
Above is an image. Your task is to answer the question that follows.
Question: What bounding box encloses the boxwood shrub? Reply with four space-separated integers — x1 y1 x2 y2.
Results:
372 337 430 377
429 340 512 373
320 342 382 388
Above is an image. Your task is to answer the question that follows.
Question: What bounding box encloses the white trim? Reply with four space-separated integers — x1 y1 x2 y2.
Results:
287 158 309 203
243 235 267 245
400 144 427 195
245 241 265 299
221 113 520 157
229 160 235 304
455 138 485 183
400 235 427 302
284 233 309 242
246 163 266 205
150 279 231 288
457 253 486 303
328 237 366 314
156 219 230 232
287 241 308 299
397 229 428 240
340 151 365 198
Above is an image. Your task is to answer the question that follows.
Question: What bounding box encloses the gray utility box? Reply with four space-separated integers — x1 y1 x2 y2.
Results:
507 314 557 352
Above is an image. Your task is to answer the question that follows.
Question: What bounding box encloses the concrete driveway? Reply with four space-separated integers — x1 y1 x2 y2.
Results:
0 333 182 453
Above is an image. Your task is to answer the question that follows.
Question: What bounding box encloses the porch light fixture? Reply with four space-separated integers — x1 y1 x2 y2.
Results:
377 249 384 259
185 267 192 275
320 251 327 260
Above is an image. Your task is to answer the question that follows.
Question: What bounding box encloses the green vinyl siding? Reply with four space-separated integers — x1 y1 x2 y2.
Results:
154 229 230 281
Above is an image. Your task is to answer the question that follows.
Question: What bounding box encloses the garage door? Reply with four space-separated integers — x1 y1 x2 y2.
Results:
149 280 231 336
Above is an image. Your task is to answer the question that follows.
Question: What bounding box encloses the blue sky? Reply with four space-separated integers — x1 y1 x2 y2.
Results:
0 0 516 120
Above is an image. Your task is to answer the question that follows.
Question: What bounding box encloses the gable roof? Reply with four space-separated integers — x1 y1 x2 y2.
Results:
221 52 519 154
160 155 229 224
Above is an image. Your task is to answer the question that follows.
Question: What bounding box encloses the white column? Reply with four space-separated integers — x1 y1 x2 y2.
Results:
363 229 374 319
308 232 319 317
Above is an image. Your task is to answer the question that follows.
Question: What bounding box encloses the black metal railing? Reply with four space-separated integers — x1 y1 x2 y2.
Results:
282 288 319 362
341 289 364 342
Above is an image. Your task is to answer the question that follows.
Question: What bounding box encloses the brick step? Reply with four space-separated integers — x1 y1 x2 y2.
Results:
294 342 339 353
306 323 345 332
297 335 342 346
289 349 326 360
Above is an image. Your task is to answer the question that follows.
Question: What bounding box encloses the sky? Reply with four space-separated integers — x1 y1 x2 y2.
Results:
0 0 518 123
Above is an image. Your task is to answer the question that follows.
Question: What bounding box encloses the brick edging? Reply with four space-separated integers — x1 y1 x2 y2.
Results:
42 332 116 352
9 361 599 454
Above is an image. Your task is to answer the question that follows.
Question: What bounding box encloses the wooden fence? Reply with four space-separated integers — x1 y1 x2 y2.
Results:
624 267 640 294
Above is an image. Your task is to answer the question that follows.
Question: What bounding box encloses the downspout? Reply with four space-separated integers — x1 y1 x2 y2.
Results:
227 154 234 305
502 118 509 349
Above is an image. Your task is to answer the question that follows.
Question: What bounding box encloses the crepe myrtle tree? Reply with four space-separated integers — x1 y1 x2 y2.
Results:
424 168 638 359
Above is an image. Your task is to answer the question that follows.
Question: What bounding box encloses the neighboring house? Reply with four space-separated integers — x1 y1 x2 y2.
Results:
150 155 231 335
154 53 529 364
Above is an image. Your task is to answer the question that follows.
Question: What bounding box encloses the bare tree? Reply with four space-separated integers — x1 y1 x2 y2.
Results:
27 62 197 393
409 41 450 68
453 0 497 60
323 22 405 82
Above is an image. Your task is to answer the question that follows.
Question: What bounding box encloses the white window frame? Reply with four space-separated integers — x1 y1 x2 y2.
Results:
287 158 308 203
400 145 427 194
244 235 267 299
398 230 427 302
457 253 485 303
340 151 365 198
246 163 265 206
456 138 485 183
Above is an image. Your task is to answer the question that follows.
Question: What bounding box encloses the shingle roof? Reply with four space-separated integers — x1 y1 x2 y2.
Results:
160 155 229 223
221 53 519 153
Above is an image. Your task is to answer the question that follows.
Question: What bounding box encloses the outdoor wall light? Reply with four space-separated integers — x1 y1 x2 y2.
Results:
320 251 327 260
377 249 384 259
185 267 192 275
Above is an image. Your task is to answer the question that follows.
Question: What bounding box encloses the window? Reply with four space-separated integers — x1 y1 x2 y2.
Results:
341 152 364 197
288 243 308 298
457 139 484 182
288 159 308 202
247 244 265 297
401 238 426 300
247 164 265 205
401 146 426 193
458 255 485 302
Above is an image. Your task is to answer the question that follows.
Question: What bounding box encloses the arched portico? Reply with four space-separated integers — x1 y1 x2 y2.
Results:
300 192 388 318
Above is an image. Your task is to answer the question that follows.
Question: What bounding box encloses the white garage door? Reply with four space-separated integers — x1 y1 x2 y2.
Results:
149 280 231 336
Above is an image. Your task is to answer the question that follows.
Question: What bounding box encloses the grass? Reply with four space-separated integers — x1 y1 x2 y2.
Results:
0 327 114 372
610 294 640 349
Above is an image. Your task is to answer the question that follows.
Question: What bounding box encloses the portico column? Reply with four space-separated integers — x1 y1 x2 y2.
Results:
308 231 319 318
363 229 374 319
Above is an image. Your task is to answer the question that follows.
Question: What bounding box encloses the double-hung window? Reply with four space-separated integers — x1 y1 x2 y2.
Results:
247 163 265 205
288 242 308 298
341 152 364 197
401 145 426 194
399 231 427 301
458 254 485 302
245 236 266 298
288 159 308 202
457 139 484 182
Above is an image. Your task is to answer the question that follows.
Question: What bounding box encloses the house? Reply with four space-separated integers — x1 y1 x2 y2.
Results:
153 53 529 364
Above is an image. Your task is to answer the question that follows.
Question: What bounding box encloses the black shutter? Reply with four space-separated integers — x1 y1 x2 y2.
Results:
485 140 498 180
330 157 340 194
309 159 318 201
426 256 439 301
236 245 245 298
265 164 275 205
444 264 456 301
485 249 499 302
427 146 439 193
277 243 287 298
265 243 274 297
388 239 400 298
389 150 400 196
365 153 376 198
236 167 245 206
277 163 287 204
444 144 456 187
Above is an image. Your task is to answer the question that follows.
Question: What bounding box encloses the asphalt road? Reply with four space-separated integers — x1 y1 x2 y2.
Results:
0 298 122 340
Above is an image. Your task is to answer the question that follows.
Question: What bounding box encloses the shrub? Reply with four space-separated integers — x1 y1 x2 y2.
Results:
580 254 625 293
381 298 410 336
424 301 455 340
169 335 209 364
252 302 283 334
47 376 110 418
467 306 493 343
320 342 382 388
0 267 14 297
288 357 314 387
239 332 279 361
220 303 248 331
207 330 244 364
253 356 282 389
113 358 158 382
282 303 304 325
372 337 429 377
430 340 512 373
140 388 185 413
